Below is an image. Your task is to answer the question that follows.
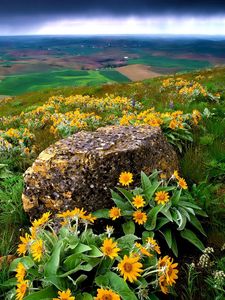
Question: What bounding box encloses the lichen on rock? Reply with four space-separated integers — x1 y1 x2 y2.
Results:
23 125 179 219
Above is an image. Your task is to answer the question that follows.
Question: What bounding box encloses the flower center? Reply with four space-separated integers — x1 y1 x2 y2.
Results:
105 247 113 254
124 262 133 272
136 213 143 219
102 295 112 300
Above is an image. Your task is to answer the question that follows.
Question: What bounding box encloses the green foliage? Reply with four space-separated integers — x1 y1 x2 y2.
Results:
2 208 178 299
100 171 207 257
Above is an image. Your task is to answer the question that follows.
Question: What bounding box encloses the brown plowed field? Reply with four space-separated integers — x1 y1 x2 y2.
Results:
116 64 162 81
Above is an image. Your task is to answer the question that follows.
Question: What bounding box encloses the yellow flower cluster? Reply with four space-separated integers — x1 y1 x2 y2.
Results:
119 108 201 131
158 255 179 294
15 263 29 300
162 77 217 100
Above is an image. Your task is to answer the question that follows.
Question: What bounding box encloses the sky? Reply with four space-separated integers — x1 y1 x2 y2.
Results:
0 0 225 35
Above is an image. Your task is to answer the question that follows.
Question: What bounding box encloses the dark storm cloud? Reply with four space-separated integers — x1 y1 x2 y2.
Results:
1 0 225 16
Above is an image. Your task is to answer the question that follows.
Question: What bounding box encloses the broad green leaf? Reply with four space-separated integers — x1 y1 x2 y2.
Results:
23 286 57 300
184 207 195 215
88 246 103 258
160 206 173 222
174 208 186 230
189 215 207 236
155 217 170 230
117 234 139 250
122 221 135 235
45 240 64 277
142 231 154 242
179 201 202 210
73 243 92 254
116 187 134 204
178 207 191 221
145 181 161 201
95 271 138 300
9 256 34 272
111 190 132 210
171 189 182 205
180 229 204 251
161 228 172 248
82 293 94 300
76 293 93 300
45 275 67 290
145 206 163 230
0 278 17 288
93 209 110 219
171 235 178 257
148 170 161 180
72 274 88 287
63 254 81 271
149 295 160 300
141 171 152 191
158 186 176 192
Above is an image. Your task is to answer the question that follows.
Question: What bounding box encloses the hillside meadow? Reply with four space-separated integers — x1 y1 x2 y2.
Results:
0 66 224 300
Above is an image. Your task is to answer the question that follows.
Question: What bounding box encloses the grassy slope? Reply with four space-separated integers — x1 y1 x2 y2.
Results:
1 66 224 117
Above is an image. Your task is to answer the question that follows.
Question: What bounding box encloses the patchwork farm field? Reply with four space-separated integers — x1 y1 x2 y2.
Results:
0 69 130 95
1 35 225 95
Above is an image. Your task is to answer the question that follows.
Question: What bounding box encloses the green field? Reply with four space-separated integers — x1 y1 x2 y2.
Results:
127 55 211 71
0 69 130 95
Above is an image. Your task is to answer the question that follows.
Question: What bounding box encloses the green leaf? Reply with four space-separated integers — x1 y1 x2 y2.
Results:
149 295 160 300
155 217 170 230
45 276 67 290
146 181 161 201
93 209 110 219
145 206 163 230
142 231 154 242
111 190 132 210
158 186 176 192
160 206 173 222
171 235 178 257
117 234 139 250
189 215 207 236
71 274 88 287
180 229 204 251
63 254 81 271
23 286 57 300
9 256 34 272
141 171 152 191
122 221 135 235
88 246 103 258
116 187 134 204
179 201 202 210
161 228 172 248
171 189 182 205
0 278 17 288
82 293 94 300
174 208 187 230
95 271 138 300
73 243 92 254
45 240 64 277
76 293 93 300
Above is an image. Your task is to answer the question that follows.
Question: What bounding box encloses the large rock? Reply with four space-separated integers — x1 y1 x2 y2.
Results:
22 126 179 219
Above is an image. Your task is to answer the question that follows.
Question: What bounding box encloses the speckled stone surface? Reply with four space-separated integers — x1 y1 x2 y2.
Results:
22 125 179 219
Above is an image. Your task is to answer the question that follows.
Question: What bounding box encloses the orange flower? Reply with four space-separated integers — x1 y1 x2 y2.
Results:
119 172 133 186
118 254 143 282
109 207 121 220
155 191 170 205
132 195 145 208
95 288 120 300
133 210 147 225
178 177 188 189
101 238 120 259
